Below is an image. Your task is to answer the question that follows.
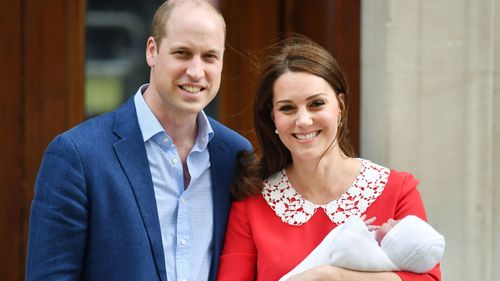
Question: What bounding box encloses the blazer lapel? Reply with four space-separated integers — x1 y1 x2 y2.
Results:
112 99 167 281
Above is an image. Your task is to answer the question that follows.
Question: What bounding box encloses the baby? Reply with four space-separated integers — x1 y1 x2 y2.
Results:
279 215 445 281
374 218 399 244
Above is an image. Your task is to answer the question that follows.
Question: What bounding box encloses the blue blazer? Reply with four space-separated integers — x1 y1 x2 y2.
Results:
26 98 251 281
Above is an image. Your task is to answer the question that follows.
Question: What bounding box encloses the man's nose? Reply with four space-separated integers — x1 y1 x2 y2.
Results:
186 57 204 81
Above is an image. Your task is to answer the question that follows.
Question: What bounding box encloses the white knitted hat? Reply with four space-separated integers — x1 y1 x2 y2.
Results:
380 215 445 273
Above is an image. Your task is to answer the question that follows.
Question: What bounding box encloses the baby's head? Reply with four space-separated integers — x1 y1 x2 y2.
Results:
375 218 399 244
379 215 445 273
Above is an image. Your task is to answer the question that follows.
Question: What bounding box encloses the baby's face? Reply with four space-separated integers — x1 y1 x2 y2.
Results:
375 219 399 244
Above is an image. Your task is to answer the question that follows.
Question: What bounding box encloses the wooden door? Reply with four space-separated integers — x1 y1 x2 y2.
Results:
218 0 360 154
0 0 84 279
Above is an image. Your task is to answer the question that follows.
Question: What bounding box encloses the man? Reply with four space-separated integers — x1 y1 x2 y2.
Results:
26 1 251 280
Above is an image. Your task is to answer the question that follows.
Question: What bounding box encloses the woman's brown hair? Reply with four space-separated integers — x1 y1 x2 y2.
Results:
232 34 354 200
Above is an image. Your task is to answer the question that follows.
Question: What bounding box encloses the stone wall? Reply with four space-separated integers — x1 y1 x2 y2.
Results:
361 0 499 280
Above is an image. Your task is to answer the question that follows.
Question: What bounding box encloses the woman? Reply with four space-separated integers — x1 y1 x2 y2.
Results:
217 35 441 281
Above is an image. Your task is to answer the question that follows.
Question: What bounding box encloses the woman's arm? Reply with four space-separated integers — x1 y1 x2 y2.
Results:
284 265 402 281
217 200 257 281
392 172 441 281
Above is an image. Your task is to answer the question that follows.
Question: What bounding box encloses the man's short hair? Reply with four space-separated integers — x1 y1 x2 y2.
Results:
150 0 226 50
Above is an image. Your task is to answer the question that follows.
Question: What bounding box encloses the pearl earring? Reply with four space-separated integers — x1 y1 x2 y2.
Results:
275 129 279 134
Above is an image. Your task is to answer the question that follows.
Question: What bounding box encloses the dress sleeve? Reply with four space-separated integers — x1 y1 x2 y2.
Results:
217 199 258 281
392 172 441 281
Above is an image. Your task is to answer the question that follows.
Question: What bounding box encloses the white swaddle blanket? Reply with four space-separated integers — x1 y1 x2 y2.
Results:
279 215 444 281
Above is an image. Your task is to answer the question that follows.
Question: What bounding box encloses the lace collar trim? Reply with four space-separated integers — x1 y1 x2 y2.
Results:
262 159 390 226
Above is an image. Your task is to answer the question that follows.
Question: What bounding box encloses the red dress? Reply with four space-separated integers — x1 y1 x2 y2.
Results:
217 160 441 281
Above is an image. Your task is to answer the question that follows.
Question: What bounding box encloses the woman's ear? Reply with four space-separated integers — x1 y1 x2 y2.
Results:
338 93 346 110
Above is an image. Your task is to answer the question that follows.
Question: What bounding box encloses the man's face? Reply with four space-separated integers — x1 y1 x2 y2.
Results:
145 3 225 119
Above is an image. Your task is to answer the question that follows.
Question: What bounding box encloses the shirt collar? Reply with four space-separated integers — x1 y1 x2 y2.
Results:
194 111 214 151
134 84 164 142
134 84 214 147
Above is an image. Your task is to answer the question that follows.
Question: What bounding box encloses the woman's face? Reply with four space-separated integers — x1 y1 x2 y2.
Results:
272 71 341 162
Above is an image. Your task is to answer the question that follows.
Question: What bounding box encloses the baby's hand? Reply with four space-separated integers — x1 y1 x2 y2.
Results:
360 215 379 231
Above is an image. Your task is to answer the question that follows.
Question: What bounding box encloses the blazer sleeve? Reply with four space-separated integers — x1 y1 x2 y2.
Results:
26 134 88 281
217 200 257 281
391 172 441 281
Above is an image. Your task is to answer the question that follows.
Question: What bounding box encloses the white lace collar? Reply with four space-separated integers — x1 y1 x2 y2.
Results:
262 159 390 226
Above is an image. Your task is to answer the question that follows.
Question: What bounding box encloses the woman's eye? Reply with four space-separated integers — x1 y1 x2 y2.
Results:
278 105 294 112
310 100 325 108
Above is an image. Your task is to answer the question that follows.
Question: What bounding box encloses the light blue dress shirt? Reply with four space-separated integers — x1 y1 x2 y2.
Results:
134 85 214 281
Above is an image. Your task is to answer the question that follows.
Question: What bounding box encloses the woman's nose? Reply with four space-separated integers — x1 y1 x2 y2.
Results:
295 110 313 127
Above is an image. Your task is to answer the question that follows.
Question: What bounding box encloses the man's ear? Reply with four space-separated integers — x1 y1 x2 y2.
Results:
146 37 157 67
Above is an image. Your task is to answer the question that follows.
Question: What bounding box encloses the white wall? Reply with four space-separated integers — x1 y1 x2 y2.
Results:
361 0 499 280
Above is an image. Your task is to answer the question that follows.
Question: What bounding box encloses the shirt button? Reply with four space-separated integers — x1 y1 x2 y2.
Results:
163 138 168 143
180 239 186 246
172 159 178 165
